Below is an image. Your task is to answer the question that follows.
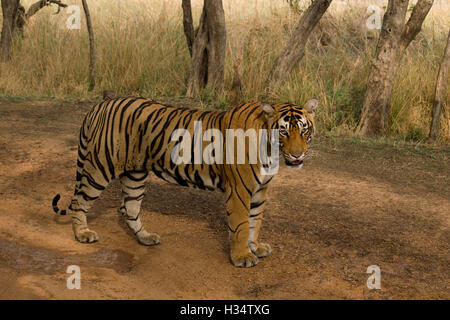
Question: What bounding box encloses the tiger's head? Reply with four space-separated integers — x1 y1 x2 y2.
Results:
261 99 318 169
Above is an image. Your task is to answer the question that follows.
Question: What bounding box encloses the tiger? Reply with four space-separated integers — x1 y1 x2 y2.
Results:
52 97 318 267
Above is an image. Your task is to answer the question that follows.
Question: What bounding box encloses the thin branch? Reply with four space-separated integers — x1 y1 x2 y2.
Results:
265 0 332 88
81 0 96 91
429 29 450 140
400 0 434 48
25 0 67 20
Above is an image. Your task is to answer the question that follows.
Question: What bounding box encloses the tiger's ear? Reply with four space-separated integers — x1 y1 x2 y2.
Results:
305 99 319 114
261 103 275 121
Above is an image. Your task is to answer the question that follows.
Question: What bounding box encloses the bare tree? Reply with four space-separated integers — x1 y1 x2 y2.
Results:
81 0 96 91
265 0 332 89
1 0 20 61
183 0 226 98
429 30 450 141
357 0 434 136
1 0 67 61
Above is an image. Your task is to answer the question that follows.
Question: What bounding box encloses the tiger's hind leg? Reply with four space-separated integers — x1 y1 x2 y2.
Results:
68 115 106 243
119 171 160 246
70 174 107 243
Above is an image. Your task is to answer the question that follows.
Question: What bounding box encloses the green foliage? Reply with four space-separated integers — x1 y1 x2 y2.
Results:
405 127 427 142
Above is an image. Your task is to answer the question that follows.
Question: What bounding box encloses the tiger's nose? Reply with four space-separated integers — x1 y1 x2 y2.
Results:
291 152 303 159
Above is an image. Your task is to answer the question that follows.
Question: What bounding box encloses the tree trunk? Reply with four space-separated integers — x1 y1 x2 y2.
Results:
429 29 450 141
0 0 20 62
229 63 242 105
185 0 226 98
265 0 332 89
181 0 194 57
357 0 434 136
186 8 208 96
82 0 96 91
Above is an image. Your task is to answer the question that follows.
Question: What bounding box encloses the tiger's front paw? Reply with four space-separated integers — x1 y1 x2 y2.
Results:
250 242 272 258
137 231 161 246
75 229 99 243
231 251 259 268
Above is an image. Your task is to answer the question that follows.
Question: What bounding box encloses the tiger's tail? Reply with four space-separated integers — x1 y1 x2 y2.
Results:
52 110 91 216
52 194 67 215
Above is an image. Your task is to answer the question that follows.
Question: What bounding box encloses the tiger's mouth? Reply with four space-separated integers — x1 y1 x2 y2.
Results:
280 149 306 168
285 159 303 167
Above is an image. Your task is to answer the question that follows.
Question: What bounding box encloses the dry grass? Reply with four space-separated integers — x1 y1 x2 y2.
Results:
0 0 449 141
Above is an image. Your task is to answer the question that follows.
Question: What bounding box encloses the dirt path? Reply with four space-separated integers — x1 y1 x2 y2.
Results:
0 100 448 299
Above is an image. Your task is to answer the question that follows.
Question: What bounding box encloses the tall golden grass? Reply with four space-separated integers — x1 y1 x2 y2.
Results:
0 0 449 141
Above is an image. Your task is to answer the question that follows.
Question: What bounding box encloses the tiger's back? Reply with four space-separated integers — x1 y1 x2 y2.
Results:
82 97 226 190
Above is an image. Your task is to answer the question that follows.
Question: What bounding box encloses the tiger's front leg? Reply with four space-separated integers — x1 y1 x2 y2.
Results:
226 184 259 268
248 186 272 258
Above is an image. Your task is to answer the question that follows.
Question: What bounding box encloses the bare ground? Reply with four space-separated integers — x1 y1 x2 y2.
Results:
0 99 448 299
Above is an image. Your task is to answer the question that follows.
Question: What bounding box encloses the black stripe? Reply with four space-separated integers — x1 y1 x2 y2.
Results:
194 170 206 190
104 142 116 180
234 184 248 211
236 166 253 196
124 194 145 202
250 201 265 210
260 176 273 187
250 212 262 218
81 170 106 190
174 166 189 187
124 184 145 190
244 104 260 126
93 145 110 183
125 171 148 182
125 212 140 221
76 191 99 201
78 148 86 161
134 225 143 235
109 98 128 155
228 220 248 234
118 98 142 132
250 164 262 185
